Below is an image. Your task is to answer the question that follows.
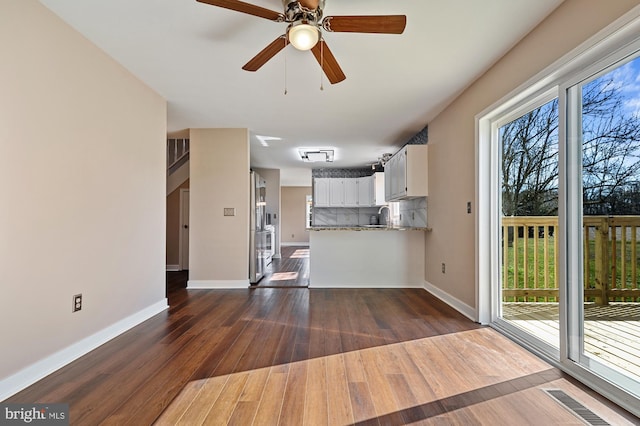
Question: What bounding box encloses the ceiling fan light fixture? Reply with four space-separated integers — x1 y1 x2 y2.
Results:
288 22 319 50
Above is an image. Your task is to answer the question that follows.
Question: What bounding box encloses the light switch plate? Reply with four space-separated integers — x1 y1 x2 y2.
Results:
224 208 235 216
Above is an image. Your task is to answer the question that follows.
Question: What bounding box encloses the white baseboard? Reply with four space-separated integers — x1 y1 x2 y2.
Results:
309 283 424 289
0 299 169 401
423 281 477 322
273 254 282 259
187 280 249 289
280 242 309 247
166 265 181 271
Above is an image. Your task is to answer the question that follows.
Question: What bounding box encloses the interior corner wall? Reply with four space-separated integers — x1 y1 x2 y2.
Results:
189 128 250 284
0 0 167 394
281 187 312 244
424 0 640 309
253 168 281 255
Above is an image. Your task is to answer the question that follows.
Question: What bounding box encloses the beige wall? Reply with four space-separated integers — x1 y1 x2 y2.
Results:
166 179 190 267
281 187 312 244
189 128 250 285
0 0 167 391
425 0 640 309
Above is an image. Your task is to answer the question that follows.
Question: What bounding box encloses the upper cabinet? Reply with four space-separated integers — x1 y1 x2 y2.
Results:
385 145 428 201
314 178 331 207
330 179 345 206
313 174 386 207
343 179 359 207
357 176 373 207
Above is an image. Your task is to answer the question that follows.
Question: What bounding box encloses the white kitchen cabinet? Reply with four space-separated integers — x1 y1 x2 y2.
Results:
329 179 344 206
314 178 331 207
357 176 373 206
385 145 428 201
373 172 386 206
315 176 383 207
343 179 359 207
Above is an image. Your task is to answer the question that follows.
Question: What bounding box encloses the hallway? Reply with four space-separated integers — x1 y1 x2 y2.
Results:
257 245 310 288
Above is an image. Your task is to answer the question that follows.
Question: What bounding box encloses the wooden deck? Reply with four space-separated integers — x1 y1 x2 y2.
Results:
502 302 640 379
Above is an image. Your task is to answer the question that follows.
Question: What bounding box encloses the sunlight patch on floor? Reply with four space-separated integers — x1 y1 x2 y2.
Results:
153 328 606 425
269 272 299 281
290 249 309 259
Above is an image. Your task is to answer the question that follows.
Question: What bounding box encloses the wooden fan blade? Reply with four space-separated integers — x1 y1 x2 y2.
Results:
310 40 346 84
299 0 319 10
323 15 407 34
196 0 282 21
242 36 288 72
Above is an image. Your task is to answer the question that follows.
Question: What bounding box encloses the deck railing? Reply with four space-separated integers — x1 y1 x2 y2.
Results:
502 215 640 304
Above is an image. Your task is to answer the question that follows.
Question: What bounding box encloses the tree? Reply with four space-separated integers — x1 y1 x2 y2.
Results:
501 99 559 216
581 75 640 215
501 59 640 217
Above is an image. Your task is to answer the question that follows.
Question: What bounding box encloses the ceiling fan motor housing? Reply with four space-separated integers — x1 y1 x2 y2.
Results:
283 0 324 24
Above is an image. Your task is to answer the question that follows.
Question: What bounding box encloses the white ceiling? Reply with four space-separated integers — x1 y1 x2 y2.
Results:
40 0 563 186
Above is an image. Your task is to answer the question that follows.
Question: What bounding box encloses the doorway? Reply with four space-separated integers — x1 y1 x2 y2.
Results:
179 188 189 271
253 245 310 288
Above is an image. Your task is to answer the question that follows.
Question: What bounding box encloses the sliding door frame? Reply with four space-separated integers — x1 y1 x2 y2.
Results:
476 7 640 417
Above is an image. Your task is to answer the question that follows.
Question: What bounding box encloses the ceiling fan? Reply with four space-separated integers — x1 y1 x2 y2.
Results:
196 0 407 84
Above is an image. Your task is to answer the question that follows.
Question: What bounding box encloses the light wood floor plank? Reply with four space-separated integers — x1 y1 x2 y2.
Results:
278 361 307 426
251 366 289 426
302 357 328 426
325 354 354 425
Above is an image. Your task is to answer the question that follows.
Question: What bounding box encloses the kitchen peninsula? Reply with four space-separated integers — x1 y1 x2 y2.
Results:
309 226 427 288
310 144 429 288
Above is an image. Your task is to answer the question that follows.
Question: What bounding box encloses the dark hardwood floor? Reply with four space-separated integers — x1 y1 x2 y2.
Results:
256 245 310 288
166 270 188 294
5 247 637 424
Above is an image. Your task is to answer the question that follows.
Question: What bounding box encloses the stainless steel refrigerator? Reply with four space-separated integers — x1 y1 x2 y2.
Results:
249 171 268 284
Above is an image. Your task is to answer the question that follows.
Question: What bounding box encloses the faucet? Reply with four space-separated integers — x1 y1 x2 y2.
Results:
378 205 392 228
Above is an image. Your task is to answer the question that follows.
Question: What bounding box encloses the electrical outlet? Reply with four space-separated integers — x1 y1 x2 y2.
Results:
73 294 82 312
223 208 235 216
441 263 446 274
467 201 472 214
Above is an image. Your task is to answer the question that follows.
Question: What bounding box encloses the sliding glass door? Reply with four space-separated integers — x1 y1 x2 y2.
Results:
485 41 640 408
567 52 640 393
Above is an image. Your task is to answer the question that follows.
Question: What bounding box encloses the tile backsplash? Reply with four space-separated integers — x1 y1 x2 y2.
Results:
313 198 427 228
397 198 427 228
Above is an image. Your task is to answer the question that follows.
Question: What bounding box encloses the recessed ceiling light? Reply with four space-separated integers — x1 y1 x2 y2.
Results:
256 135 282 147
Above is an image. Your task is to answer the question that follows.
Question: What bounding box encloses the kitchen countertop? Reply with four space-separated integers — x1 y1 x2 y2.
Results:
310 225 430 231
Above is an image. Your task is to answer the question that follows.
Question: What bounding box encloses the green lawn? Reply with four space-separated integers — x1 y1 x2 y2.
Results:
502 236 640 302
